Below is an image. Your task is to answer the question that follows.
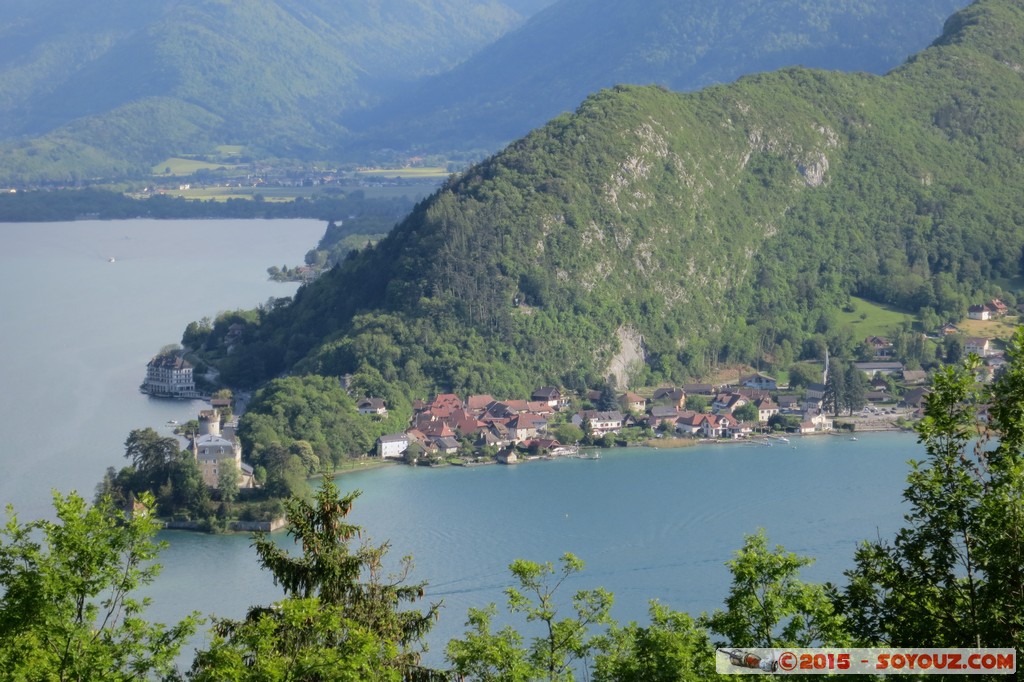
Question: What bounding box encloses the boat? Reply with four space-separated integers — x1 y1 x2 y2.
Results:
849 436 858 441
108 256 116 263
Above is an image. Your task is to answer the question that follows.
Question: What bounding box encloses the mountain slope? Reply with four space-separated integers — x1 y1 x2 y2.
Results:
211 0 1024 398
347 0 969 155
0 0 540 183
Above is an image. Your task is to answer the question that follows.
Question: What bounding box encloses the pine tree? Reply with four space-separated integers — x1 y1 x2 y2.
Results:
192 481 440 678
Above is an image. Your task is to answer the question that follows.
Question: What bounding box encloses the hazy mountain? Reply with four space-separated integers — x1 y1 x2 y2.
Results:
0 0 549 183
213 0 1024 398
347 0 970 155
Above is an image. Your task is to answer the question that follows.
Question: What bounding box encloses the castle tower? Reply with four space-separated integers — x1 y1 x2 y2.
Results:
198 409 221 437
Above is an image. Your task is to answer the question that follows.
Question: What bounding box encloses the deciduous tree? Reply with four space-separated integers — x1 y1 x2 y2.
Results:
447 553 613 681
0 491 198 680
703 529 848 648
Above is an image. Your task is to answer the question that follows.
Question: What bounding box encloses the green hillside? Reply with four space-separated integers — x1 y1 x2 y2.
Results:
198 0 1024 399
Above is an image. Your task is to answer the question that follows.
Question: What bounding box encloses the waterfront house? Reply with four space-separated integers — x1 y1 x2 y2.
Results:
726 419 755 439
753 397 779 423
433 436 460 455
648 406 681 429
511 413 548 442
572 410 625 436
496 448 519 464
712 392 747 414
377 433 409 459
143 353 199 399
699 413 736 439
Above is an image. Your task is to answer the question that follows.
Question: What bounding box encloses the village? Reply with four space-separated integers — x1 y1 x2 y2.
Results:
140 297 1016 490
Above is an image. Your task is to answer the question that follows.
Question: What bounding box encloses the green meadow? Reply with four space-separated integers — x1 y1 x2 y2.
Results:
837 297 914 337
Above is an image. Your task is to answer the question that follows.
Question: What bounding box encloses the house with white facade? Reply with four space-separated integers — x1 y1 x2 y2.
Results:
572 410 625 436
142 354 199 399
377 433 410 459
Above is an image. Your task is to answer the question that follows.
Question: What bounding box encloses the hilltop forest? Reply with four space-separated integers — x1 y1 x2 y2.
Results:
195 0 1024 410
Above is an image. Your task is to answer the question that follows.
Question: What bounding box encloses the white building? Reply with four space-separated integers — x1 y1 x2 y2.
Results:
143 354 198 398
377 433 409 459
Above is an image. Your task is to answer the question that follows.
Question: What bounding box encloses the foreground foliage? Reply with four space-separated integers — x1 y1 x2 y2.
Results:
191 481 439 680
840 330 1024 654
15 326 1024 677
0 491 198 681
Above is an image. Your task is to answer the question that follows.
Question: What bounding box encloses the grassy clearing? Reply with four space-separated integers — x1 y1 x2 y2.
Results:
837 297 913 336
645 437 699 449
956 315 1022 341
152 157 245 176
215 145 245 157
356 166 449 179
164 186 321 202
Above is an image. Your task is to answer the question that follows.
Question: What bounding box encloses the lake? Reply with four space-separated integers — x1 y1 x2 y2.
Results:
0 219 922 668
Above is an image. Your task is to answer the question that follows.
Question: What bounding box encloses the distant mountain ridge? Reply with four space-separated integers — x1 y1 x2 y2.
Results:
0 0 969 184
347 0 969 155
210 0 1024 401
0 0 542 183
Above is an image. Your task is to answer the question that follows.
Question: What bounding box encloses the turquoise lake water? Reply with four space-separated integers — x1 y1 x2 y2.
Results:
0 220 921 667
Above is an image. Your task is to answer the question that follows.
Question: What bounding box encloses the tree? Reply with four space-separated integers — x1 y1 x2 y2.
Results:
0 491 198 680
124 427 182 484
684 395 709 413
593 601 715 682
840 329 1024 653
703 529 848 648
786 362 823 389
191 598 399 682
550 423 584 446
192 481 439 676
447 553 613 681
943 334 964 364
217 462 240 508
840 357 987 647
842 365 867 415
732 402 758 423
823 362 846 417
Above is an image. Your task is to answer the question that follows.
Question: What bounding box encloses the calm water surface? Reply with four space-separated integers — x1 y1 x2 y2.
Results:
0 220 922 667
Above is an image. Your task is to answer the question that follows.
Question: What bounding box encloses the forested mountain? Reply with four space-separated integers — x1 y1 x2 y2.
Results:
0 0 545 184
347 0 969 155
206 0 1024 400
